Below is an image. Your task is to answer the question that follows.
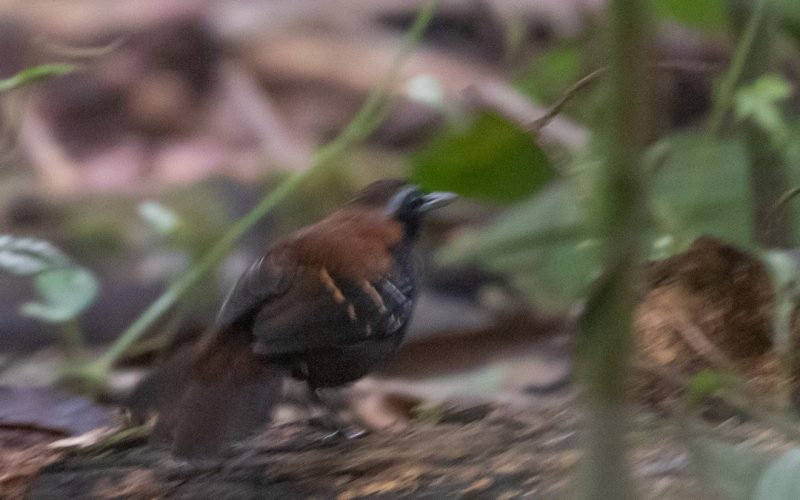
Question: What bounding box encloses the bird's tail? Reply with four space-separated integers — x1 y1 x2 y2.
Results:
126 328 283 458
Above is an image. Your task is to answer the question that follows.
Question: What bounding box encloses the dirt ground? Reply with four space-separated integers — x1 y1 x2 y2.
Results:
13 386 790 499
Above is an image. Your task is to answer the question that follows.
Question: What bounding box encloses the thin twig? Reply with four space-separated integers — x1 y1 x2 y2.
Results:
529 67 605 133
653 309 800 441
462 81 588 154
771 186 800 216
671 310 737 372
34 36 127 58
528 60 721 135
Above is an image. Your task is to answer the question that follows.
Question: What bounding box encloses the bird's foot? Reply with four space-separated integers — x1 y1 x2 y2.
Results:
321 425 368 441
310 416 368 441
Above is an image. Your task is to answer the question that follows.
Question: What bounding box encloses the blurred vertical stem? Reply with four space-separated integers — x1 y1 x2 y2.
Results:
575 0 651 498
712 0 790 247
736 0 790 248
70 1 437 388
707 0 769 137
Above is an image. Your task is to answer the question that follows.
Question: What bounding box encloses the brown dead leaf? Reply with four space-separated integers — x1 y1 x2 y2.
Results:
635 237 786 404
461 477 494 494
0 429 63 499
341 465 424 499
93 469 166 500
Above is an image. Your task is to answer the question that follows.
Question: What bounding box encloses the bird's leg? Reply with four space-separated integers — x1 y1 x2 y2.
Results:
307 388 367 440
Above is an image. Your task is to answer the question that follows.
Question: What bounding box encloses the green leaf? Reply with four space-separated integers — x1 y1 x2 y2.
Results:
755 448 800 500
686 369 725 402
444 180 600 311
0 235 70 275
21 267 99 323
734 74 792 145
138 200 181 236
653 0 728 32
651 134 753 249
692 437 773 500
0 63 78 93
0 236 99 323
411 112 554 203
445 132 753 311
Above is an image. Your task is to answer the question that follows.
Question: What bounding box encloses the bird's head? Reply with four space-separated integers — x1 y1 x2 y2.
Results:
350 179 456 237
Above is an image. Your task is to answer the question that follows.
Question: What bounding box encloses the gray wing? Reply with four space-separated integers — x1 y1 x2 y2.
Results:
250 266 416 356
216 250 295 329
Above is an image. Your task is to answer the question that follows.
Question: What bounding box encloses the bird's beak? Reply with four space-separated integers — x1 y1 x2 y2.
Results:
418 191 457 213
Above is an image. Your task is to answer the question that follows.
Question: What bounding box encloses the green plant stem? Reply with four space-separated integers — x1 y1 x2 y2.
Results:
710 0 791 246
575 0 651 498
733 0 792 248
80 1 437 380
0 63 79 93
123 304 189 359
707 0 769 137
58 319 86 360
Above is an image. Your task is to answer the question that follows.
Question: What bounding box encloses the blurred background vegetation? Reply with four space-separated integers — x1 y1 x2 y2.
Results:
3 0 800 498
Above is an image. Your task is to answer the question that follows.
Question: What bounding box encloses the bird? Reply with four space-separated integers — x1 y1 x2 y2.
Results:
126 179 456 458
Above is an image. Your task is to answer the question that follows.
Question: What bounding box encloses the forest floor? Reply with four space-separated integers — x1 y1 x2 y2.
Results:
8 384 789 499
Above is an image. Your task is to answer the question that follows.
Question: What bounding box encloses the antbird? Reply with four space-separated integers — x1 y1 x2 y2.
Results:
127 179 455 457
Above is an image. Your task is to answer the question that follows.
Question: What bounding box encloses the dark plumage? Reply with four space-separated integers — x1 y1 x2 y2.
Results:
127 180 455 457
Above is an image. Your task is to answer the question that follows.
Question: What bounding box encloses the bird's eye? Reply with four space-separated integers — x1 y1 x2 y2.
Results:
384 186 422 216
405 194 424 210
